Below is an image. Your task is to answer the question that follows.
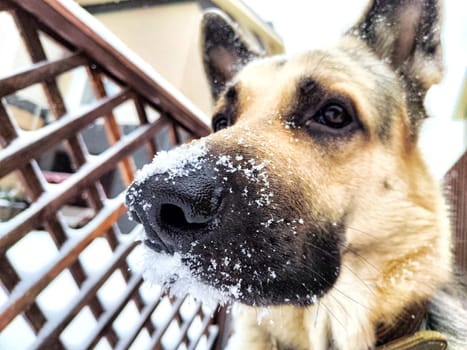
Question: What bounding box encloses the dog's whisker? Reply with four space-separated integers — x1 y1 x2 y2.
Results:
299 240 377 298
299 262 370 312
314 299 320 328
301 239 379 275
307 267 371 311
330 286 371 311
338 242 380 272
318 299 347 332
309 218 379 240
300 240 377 305
341 264 376 297
344 225 379 239
326 292 354 321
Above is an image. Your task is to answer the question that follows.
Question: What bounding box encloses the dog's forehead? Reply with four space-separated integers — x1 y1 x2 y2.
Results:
237 40 397 100
230 38 405 140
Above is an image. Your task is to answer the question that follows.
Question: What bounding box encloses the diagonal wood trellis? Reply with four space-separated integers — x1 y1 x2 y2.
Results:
0 1 227 349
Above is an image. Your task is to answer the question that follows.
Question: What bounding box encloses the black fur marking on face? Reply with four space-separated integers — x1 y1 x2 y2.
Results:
288 77 326 125
225 85 237 100
212 85 238 132
289 77 362 140
298 78 324 101
182 218 343 306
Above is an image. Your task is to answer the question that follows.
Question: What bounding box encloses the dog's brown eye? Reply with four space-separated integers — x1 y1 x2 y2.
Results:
318 104 351 129
302 101 358 135
212 113 230 132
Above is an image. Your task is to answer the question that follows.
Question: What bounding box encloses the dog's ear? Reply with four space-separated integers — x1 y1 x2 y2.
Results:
350 0 443 128
200 10 261 100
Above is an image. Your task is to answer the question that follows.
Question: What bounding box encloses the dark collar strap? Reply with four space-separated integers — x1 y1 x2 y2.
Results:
375 331 447 350
375 302 428 345
374 301 448 349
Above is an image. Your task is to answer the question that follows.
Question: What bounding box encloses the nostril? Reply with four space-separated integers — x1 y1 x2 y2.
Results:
159 204 209 231
160 204 186 227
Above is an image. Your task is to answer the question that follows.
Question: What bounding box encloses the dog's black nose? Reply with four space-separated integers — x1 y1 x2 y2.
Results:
126 164 222 253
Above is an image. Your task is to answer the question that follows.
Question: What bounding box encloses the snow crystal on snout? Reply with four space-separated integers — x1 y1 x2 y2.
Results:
139 244 232 310
134 138 208 183
215 154 272 208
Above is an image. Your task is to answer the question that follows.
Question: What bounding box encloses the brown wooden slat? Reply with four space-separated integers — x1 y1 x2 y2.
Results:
84 275 147 349
0 118 167 256
14 6 104 213
0 256 21 298
188 314 215 350
212 306 229 350
13 10 70 125
0 100 51 332
86 67 135 186
13 0 210 137
0 89 132 178
22 12 76 54
134 97 157 158
122 296 186 350
445 151 467 274
0 0 15 11
0 100 21 147
0 255 47 333
168 117 181 146
171 302 203 349
205 326 221 350
32 239 139 348
0 100 46 202
0 197 126 332
13 9 48 63
0 52 87 97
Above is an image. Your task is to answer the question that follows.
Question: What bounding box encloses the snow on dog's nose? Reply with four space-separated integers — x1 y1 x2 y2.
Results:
125 140 223 254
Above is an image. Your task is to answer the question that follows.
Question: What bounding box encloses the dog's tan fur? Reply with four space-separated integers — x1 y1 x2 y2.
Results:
198 1 461 349
206 40 451 350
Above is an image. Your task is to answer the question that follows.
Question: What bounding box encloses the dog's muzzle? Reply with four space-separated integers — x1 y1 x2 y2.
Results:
124 139 342 306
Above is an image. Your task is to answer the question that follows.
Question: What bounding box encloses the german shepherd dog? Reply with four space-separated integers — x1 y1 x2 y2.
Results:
126 0 467 348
